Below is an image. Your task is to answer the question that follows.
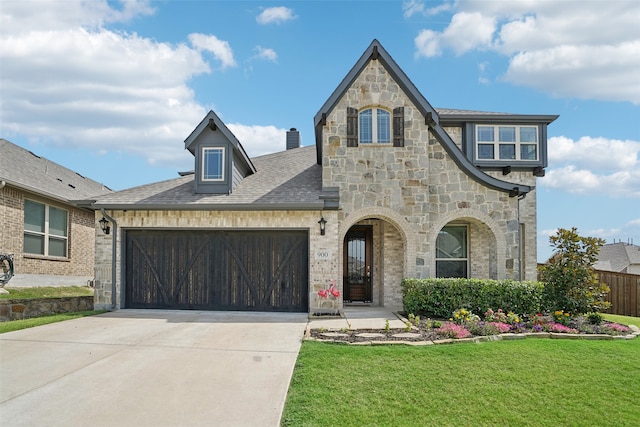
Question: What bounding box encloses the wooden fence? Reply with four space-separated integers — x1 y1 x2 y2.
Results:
598 270 640 318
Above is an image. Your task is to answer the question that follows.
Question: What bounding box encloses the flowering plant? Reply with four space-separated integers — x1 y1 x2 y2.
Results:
318 279 340 299
545 322 579 334
484 308 508 323
552 310 571 325
436 322 472 339
452 308 479 324
598 323 630 335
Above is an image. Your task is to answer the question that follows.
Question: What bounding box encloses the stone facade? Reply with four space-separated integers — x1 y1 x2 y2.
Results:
0 185 96 286
91 42 549 314
321 60 537 297
0 296 94 321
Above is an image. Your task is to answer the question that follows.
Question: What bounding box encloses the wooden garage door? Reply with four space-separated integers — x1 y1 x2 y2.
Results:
125 230 308 312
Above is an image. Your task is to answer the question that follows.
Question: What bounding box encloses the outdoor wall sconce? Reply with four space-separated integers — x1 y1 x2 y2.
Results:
99 217 110 235
318 217 327 236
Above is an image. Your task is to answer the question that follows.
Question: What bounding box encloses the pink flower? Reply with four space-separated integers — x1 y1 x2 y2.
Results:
328 281 341 298
318 289 328 299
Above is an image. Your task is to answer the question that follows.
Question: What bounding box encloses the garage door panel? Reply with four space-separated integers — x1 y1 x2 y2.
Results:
125 230 308 312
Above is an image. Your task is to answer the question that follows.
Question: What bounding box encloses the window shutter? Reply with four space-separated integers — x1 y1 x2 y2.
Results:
347 107 358 147
393 107 404 147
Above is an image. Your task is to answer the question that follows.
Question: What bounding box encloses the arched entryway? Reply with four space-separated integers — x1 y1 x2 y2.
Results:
340 209 414 309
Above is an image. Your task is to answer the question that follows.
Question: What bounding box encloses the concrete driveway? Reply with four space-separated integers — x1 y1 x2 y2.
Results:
0 310 308 427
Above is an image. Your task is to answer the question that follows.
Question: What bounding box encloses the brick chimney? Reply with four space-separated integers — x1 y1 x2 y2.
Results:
286 128 300 150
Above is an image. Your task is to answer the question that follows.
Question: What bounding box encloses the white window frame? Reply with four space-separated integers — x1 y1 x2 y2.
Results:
202 147 225 182
23 199 69 258
359 108 391 145
435 224 469 278
475 125 539 161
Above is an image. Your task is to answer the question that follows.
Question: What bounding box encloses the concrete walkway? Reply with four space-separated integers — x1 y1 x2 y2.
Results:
308 306 406 330
0 310 307 427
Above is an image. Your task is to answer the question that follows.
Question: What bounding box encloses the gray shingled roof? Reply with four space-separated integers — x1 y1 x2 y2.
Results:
594 242 640 273
91 145 323 210
0 139 112 203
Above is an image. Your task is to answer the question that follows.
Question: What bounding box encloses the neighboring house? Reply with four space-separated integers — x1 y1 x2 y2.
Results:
82 40 557 313
594 242 640 274
0 139 112 287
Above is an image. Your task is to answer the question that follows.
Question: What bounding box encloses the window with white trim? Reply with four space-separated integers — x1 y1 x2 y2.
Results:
359 108 391 144
23 200 68 257
476 125 538 161
436 225 468 278
202 147 225 181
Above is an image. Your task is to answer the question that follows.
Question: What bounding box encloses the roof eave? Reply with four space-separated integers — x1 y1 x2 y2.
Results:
90 202 334 211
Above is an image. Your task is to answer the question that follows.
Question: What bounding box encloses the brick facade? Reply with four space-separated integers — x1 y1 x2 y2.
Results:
0 186 95 283
93 210 341 310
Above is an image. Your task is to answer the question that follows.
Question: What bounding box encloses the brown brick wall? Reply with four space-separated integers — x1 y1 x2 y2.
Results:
0 186 95 278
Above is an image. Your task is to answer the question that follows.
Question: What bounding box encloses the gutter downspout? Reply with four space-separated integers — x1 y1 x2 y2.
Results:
517 193 526 282
101 208 118 310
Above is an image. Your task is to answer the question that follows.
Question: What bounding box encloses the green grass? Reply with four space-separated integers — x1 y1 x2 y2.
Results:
0 310 107 334
283 316 640 427
0 286 94 299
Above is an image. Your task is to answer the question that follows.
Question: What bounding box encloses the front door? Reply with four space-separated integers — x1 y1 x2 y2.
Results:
343 226 372 303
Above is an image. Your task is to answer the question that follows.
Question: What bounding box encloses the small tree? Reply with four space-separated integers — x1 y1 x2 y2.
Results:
539 227 610 314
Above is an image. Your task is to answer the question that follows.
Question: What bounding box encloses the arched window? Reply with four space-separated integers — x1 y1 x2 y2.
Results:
359 108 391 144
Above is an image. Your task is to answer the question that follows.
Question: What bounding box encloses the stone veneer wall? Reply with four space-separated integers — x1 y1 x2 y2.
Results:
321 59 538 287
94 209 341 311
0 186 96 279
0 296 94 321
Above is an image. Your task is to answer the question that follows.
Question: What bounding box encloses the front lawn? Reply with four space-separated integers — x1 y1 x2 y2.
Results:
0 286 94 299
282 314 640 427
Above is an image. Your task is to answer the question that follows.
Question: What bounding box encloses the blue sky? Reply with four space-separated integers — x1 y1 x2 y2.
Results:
1 0 639 262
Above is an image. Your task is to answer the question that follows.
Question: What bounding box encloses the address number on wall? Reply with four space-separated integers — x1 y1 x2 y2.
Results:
315 250 332 260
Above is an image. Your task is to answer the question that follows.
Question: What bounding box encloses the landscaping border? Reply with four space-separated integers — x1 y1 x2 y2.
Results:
304 313 640 345
0 296 94 322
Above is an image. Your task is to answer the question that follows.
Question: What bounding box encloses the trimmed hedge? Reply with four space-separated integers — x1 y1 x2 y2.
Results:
402 278 545 318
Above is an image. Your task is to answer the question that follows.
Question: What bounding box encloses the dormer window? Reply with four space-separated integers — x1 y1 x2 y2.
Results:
476 125 538 161
202 147 225 181
359 108 391 144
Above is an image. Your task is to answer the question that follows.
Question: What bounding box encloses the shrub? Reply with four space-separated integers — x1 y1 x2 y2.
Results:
538 227 610 315
466 321 511 336
587 312 604 325
402 278 544 318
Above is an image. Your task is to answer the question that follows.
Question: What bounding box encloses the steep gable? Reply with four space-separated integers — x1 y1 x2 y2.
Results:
314 39 557 196
184 110 256 195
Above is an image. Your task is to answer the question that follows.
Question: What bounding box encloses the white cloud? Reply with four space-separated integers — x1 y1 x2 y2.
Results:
256 7 295 25
541 166 640 198
255 46 278 62
0 0 155 34
414 30 441 57
226 124 288 157
403 0 453 18
188 33 237 69
541 135 640 198
412 0 640 104
0 1 248 169
548 136 640 172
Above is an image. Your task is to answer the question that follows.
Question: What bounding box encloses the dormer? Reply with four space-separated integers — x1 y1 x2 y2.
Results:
184 110 256 195
437 111 557 176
